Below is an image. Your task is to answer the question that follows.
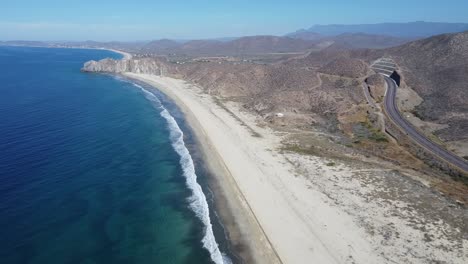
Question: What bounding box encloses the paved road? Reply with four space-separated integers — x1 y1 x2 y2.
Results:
383 77 468 172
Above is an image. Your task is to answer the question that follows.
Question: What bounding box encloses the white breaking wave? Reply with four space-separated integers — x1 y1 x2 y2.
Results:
138 86 231 264
138 85 159 102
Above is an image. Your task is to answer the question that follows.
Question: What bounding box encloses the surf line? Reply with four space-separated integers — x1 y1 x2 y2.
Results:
137 83 231 264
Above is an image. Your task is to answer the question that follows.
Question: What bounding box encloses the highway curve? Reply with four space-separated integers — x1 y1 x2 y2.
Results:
383 77 468 173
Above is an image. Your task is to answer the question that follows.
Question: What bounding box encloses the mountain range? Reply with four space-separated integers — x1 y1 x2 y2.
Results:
4 22 468 56
289 21 468 38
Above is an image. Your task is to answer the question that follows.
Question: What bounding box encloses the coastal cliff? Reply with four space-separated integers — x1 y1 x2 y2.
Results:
82 58 164 75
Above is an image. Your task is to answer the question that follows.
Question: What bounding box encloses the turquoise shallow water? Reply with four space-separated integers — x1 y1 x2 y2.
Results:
0 47 231 264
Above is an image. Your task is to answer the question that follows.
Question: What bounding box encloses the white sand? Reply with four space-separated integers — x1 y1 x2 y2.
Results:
124 73 468 264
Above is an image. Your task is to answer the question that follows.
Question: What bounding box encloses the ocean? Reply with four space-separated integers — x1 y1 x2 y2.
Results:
0 46 232 264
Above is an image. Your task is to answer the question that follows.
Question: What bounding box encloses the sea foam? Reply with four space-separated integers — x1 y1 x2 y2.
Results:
138 84 231 264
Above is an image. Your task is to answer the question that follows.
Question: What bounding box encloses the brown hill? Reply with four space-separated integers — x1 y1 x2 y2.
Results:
140 39 180 53
180 39 224 51
224 36 315 54
388 31 468 141
83 52 367 132
137 36 317 56
287 30 324 40
318 57 369 78
325 33 411 49
290 32 411 49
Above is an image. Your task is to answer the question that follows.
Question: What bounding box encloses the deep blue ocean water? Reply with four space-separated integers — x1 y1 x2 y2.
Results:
0 47 231 264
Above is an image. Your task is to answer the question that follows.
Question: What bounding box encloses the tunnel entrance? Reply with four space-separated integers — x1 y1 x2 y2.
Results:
390 71 401 86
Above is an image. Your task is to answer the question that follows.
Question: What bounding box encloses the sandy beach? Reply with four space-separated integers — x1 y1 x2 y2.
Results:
107 49 132 60
124 73 468 264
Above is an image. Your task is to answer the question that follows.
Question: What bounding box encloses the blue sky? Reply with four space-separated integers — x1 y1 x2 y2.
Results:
1 0 467 41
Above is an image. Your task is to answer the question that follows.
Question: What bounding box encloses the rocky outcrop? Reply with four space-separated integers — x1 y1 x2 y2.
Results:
366 74 386 102
82 58 164 75
387 31 468 142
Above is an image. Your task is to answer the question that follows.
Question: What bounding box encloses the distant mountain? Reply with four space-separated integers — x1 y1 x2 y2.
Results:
288 30 415 49
140 39 181 53
321 33 412 49
0 40 49 47
224 35 315 54
287 30 324 40
290 21 468 38
0 36 319 56
139 36 318 56
180 39 223 51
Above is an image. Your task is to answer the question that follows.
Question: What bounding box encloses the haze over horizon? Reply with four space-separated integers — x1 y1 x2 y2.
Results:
2 0 468 41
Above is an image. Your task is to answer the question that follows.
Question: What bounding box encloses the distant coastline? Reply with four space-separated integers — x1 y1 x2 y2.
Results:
0 42 132 61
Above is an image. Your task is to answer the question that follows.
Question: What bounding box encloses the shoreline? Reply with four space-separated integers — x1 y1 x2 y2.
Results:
124 73 282 263
104 48 132 60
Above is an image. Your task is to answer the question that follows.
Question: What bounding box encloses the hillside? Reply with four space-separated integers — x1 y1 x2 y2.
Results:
140 39 181 53
83 53 366 131
387 31 468 142
318 56 369 78
287 30 324 40
325 33 411 49
289 32 411 49
139 36 317 56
